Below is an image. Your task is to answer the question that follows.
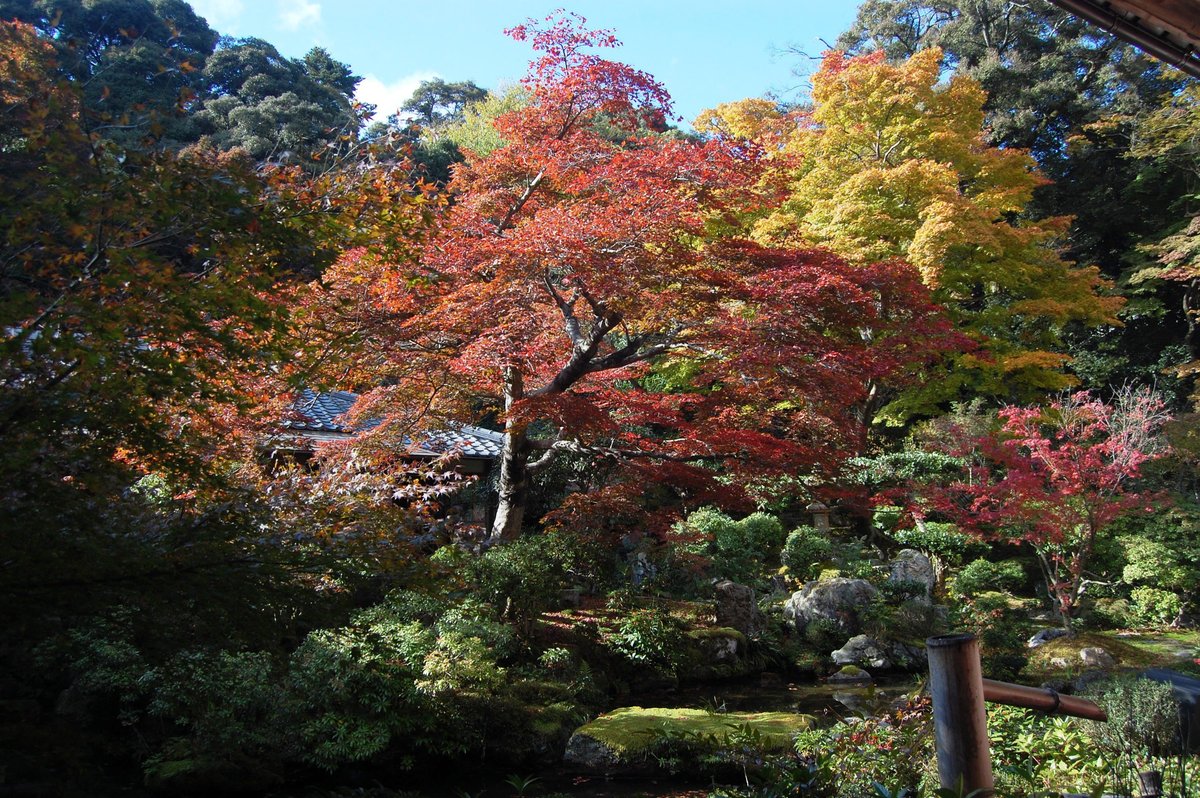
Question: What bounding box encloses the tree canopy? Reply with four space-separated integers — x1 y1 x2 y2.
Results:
699 47 1122 419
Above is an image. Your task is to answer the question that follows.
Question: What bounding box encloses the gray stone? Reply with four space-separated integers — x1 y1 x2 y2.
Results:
697 633 740 664
887 641 929 670
1079 647 1116 668
783 578 879 637
1027 627 1071 648
889 549 935 596
832 634 892 669
564 732 622 771
715 580 763 638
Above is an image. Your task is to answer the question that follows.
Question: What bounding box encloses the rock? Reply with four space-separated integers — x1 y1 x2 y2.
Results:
888 549 935 596
564 707 816 774
564 732 623 771
692 630 741 664
887 641 929 670
827 664 873 684
1079 647 1116 668
1073 670 1110 693
1050 657 1071 669
714 580 763 638
783 578 879 638
832 635 892 669
1028 627 1071 648
54 683 91 719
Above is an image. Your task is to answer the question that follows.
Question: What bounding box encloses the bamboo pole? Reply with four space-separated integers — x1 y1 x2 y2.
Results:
981 678 1107 722
926 633 995 796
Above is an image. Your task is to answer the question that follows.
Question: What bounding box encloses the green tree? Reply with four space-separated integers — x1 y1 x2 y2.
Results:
195 37 360 161
0 0 218 142
402 77 487 127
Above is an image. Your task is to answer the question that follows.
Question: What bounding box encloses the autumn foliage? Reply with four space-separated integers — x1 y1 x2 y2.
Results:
697 48 1123 418
926 388 1169 623
307 13 957 541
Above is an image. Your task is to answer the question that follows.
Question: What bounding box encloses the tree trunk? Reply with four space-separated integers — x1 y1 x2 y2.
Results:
489 366 530 543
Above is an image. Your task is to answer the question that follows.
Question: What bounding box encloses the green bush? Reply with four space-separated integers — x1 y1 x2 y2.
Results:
952 557 1026 598
955 591 1028 680
1085 676 1183 797
1089 597 1135 629
603 606 689 675
1130 586 1182 627
788 697 935 798
288 593 514 771
987 705 1108 796
781 525 833 582
893 520 979 565
469 534 569 631
676 507 786 585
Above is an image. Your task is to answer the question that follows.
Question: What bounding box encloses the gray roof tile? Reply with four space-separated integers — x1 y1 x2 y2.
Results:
286 389 501 459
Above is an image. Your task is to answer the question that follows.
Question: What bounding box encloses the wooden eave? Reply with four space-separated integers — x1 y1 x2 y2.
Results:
1048 0 1200 77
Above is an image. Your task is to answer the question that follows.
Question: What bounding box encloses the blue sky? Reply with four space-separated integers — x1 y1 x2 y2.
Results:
186 1 863 128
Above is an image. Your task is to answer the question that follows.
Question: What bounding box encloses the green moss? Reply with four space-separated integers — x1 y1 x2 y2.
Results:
573 707 814 758
687 627 747 645
1025 631 1154 676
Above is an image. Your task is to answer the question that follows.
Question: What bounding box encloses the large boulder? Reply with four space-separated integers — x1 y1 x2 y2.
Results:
784 578 879 638
832 635 892 669
1079 647 1116 668
714 580 763 638
889 549 935 596
830 635 928 672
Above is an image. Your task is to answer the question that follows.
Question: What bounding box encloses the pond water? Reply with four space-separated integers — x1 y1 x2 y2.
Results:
363 675 924 798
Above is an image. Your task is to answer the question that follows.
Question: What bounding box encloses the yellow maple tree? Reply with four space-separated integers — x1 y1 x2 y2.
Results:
697 48 1123 418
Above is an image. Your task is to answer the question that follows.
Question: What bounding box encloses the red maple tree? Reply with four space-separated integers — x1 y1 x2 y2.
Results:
312 13 956 542
928 387 1170 624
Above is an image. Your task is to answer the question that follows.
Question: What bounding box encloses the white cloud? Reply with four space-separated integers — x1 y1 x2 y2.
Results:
189 0 245 31
278 0 321 31
356 71 439 120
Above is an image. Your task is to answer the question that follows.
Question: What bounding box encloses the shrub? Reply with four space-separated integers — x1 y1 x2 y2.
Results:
893 520 980 565
603 606 689 675
781 525 833 582
469 534 569 632
789 696 935 798
288 594 512 771
955 591 1028 680
988 705 1108 795
952 557 1026 598
676 507 785 585
1130 586 1182 627
1085 676 1182 797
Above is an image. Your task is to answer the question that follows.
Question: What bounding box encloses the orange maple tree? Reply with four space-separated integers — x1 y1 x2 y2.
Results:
313 13 957 542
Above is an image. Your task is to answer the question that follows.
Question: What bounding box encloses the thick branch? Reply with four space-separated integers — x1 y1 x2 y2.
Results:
543 270 583 347
526 436 742 463
529 307 621 397
496 170 545 233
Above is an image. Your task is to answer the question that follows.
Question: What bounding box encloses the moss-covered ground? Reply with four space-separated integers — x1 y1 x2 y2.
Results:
572 706 815 760
1023 629 1200 680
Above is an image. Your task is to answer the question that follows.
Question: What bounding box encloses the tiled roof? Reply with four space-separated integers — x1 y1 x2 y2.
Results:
286 389 502 459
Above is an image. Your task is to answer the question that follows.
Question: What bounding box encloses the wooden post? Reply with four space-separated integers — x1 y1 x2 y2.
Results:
926 633 995 796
